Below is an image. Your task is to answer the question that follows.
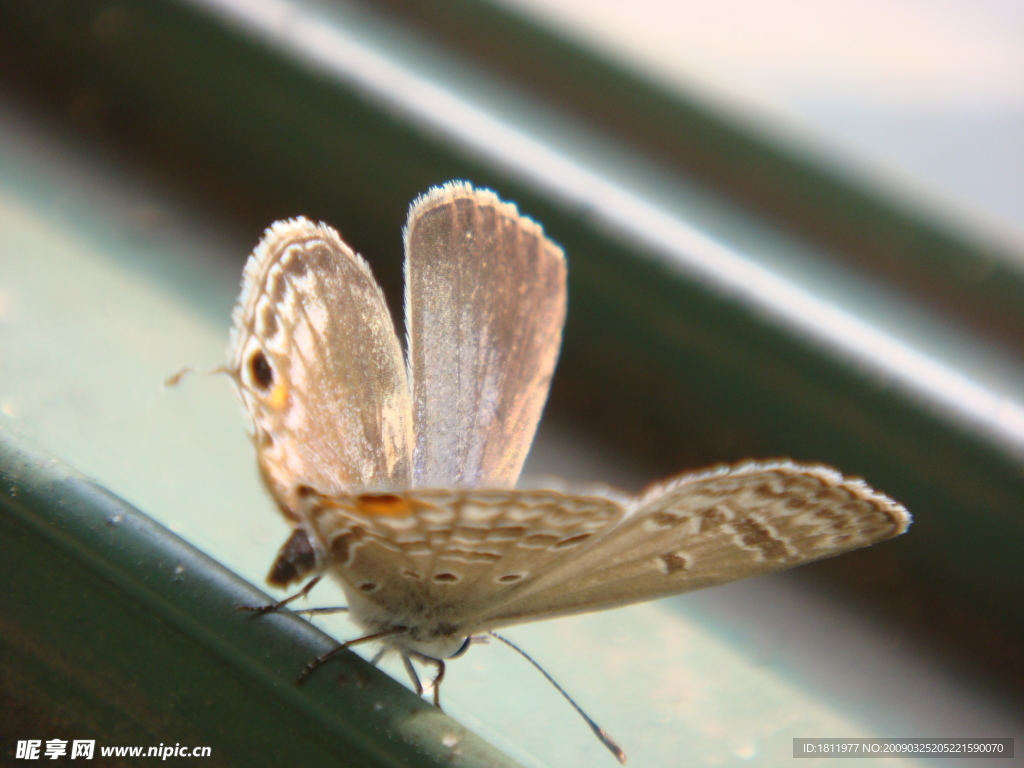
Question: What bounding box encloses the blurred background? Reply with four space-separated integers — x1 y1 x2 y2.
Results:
1 0 1022 765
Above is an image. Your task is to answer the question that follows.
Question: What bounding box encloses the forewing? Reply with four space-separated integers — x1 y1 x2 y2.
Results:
404 182 567 489
305 489 624 628
228 218 413 517
481 462 911 628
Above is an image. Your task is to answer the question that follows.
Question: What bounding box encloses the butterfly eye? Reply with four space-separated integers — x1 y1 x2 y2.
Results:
449 637 472 658
249 350 274 389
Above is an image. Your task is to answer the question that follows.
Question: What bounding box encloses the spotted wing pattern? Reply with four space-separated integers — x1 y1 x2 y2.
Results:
304 488 623 628
479 461 911 629
303 462 909 635
228 218 413 517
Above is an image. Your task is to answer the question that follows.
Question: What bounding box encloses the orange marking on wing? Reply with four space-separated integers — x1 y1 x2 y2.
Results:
269 383 289 410
356 493 415 517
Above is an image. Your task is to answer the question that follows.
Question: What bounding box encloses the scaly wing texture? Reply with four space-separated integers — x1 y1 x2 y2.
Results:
478 462 911 629
306 489 624 628
228 218 413 517
404 182 567 489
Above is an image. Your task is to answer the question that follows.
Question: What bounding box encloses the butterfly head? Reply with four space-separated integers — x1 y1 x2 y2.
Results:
341 584 475 660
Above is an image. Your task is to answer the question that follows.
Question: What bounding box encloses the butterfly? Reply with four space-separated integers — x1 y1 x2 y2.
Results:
227 181 911 763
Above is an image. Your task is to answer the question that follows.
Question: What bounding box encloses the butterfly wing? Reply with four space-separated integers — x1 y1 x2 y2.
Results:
306 488 624 633
476 462 911 629
404 182 567 489
228 218 413 518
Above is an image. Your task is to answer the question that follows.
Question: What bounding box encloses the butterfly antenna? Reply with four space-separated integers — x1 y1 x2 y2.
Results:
490 632 626 764
293 606 350 616
163 364 232 388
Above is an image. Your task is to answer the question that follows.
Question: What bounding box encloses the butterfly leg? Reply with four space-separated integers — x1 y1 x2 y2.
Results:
409 653 445 709
297 626 407 684
428 659 446 709
401 653 424 695
238 575 324 614
402 653 446 708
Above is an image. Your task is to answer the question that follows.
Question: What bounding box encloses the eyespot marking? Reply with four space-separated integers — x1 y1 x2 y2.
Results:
250 350 273 389
359 582 378 593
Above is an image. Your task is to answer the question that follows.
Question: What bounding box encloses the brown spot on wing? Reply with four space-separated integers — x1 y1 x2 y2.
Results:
699 507 728 533
659 552 689 574
249 350 274 389
814 508 851 529
733 518 789 560
331 527 366 564
651 511 681 528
